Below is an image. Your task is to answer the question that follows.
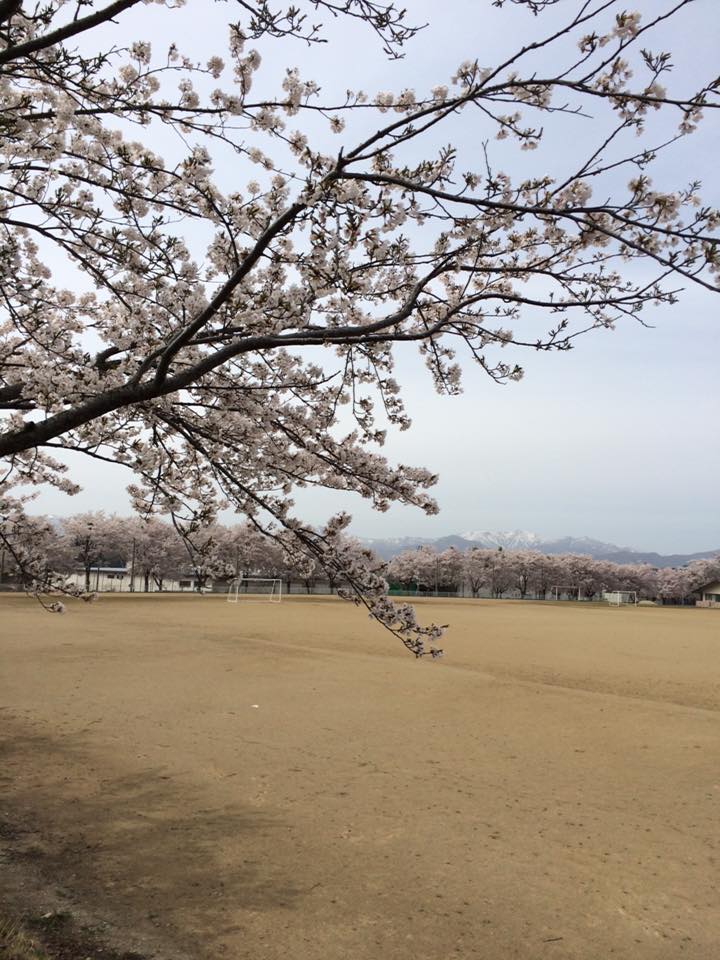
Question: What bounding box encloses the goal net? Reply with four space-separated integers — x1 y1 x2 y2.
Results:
551 585 580 601
603 590 637 606
227 577 282 603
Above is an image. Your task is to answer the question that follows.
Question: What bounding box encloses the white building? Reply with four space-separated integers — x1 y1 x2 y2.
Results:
697 581 720 608
65 566 197 593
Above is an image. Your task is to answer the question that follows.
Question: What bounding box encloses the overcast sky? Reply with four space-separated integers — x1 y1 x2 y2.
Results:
28 0 720 553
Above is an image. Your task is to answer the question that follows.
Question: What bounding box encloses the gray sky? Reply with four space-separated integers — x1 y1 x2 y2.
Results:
28 0 720 552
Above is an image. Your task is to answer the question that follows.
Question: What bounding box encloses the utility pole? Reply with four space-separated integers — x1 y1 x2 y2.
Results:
84 520 94 593
129 537 136 593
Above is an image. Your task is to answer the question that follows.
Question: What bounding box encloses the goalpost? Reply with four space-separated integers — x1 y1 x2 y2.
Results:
602 590 638 606
551 585 580 601
227 577 282 603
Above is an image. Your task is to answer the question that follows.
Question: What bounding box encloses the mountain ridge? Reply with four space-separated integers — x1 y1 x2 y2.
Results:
359 530 720 568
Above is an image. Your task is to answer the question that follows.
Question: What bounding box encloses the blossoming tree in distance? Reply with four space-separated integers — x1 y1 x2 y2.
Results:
0 0 718 655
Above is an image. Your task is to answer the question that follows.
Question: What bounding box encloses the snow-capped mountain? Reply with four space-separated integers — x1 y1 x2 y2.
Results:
360 535 436 553
458 529 544 550
359 531 720 567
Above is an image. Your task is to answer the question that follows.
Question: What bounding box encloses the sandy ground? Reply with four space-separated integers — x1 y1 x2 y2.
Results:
1 594 719 959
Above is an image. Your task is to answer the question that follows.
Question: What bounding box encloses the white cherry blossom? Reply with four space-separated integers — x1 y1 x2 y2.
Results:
1 0 718 654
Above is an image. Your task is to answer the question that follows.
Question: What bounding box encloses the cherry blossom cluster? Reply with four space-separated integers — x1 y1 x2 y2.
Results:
1 0 719 650
387 545 720 602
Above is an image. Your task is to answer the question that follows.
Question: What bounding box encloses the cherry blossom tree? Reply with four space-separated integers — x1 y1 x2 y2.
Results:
170 518 235 591
488 548 517 598
527 552 560 600
122 516 187 591
320 533 363 593
386 546 438 593
1 0 719 654
0 511 73 604
685 556 720 593
298 554 321 593
212 521 272 579
650 556 720 605
57 512 130 591
460 545 513 597
462 546 489 598
385 549 419 592
508 549 545 599
554 553 608 599
436 547 464 594
656 565 692 603
609 561 657 599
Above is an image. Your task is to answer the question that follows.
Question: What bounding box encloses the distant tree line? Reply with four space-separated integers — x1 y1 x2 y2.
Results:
386 546 720 603
0 512 348 596
1 514 718 605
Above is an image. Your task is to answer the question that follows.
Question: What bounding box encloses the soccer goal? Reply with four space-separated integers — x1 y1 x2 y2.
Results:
603 590 638 606
227 577 282 603
551 585 580 601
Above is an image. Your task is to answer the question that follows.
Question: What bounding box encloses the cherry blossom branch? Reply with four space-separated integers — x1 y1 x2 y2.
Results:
0 0 143 65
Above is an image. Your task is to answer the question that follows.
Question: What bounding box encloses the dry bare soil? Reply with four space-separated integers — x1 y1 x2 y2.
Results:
1 595 718 959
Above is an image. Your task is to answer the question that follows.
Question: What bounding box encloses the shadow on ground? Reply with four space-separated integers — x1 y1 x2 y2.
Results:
0 725 304 958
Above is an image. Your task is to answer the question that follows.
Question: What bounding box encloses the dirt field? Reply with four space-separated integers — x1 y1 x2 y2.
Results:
1 594 718 959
